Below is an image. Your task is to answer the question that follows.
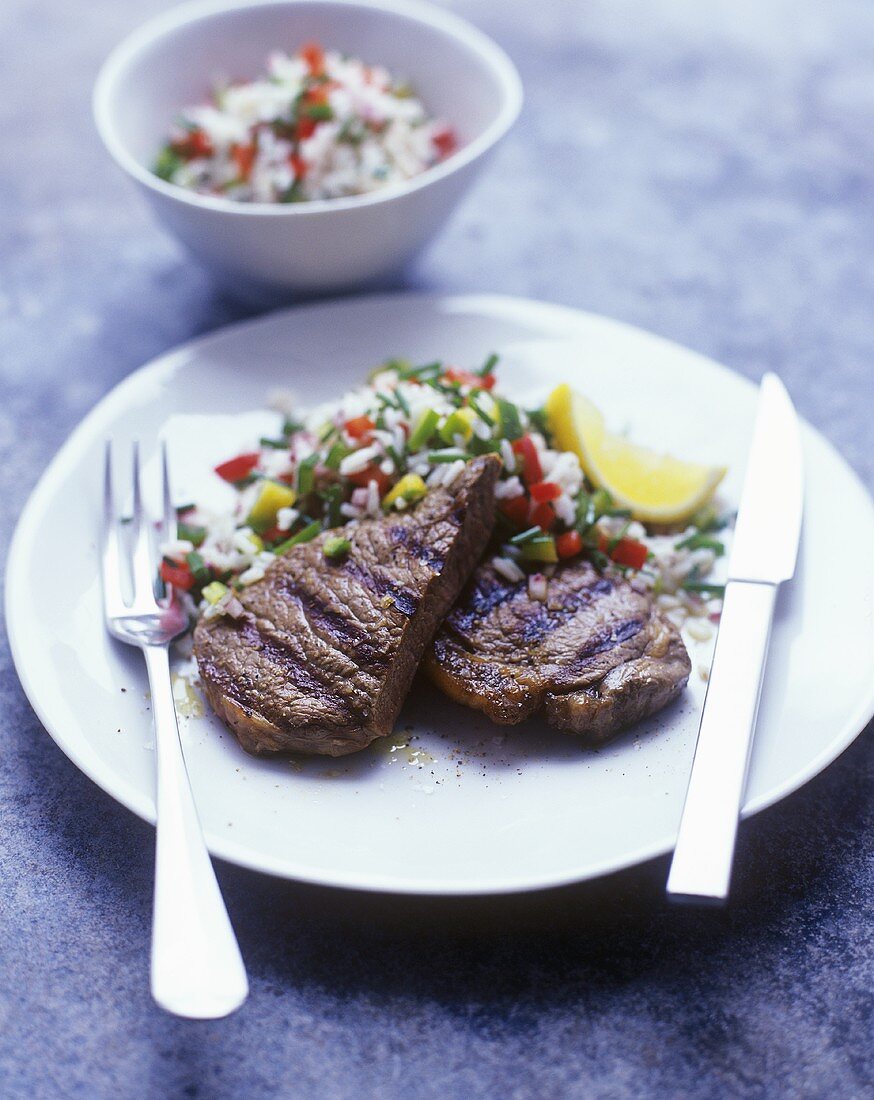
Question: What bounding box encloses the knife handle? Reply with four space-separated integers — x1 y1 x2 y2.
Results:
666 579 778 903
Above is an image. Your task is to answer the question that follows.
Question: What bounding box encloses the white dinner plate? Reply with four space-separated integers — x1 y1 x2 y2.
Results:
7 294 874 894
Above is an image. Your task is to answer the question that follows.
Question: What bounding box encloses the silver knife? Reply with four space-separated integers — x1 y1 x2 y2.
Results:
666 373 803 903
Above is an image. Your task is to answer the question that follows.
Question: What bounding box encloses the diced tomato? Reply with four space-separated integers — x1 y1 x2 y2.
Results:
598 533 649 571
214 452 260 483
432 125 457 158
442 367 481 388
556 530 583 560
261 525 285 543
529 501 556 531
512 435 543 485
344 415 375 441
160 560 194 591
172 128 214 160
347 464 390 495
288 152 308 179
529 481 561 504
296 115 318 141
478 374 497 391
232 142 257 181
303 81 338 106
499 495 530 527
299 41 325 77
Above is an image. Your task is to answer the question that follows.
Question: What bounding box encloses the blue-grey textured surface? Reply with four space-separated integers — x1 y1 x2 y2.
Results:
2 1 872 1096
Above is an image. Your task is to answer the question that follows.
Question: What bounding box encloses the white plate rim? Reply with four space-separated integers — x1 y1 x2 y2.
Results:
7 292 874 894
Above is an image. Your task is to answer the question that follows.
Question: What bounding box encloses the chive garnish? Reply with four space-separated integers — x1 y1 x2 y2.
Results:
296 453 318 495
478 352 499 377
177 522 207 547
259 436 288 449
675 533 726 555
273 520 321 554
323 536 351 560
427 449 466 463
468 396 495 426
682 581 726 597
509 526 542 546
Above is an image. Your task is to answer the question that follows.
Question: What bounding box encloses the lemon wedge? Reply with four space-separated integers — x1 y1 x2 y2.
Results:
545 383 726 524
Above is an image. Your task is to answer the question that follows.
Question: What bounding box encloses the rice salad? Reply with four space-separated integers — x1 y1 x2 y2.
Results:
161 356 728 641
154 41 456 203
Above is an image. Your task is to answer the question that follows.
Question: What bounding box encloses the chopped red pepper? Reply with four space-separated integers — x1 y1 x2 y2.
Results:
232 142 257 181
296 115 318 141
347 464 390 495
499 495 530 527
299 41 326 77
529 481 561 504
529 501 556 532
512 435 543 485
598 533 649 570
160 560 194 591
556 530 583 560
443 367 481 388
432 126 457 159
214 452 260 483
288 152 308 179
172 128 214 160
344 415 375 441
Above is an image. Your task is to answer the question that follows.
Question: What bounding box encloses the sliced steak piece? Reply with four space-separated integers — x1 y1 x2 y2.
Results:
194 455 500 757
425 559 691 742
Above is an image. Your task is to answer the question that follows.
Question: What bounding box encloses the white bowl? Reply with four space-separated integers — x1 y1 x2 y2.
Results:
94 0 522 296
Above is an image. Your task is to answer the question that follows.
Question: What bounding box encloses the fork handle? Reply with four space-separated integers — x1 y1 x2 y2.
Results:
143 645 248 1018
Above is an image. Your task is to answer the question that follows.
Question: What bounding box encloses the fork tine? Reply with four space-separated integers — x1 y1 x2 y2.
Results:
160 440 176 546
129 441 159 608
101 441 127 615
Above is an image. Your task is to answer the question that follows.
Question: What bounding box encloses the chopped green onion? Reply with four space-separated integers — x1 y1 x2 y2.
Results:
318 422 338 443
675 533 726 555
427 448 466 463
468 396 495 426
495 398 524 441
282 417 304 436
690 503 728 533
324 441 350 470
154 146 183 181
323 536 351 560
409 408 439 451
682 581 726 597
526 406 550 437
509 526 543 546
185 551 211 586
259 436 289 450
385 444 405 472
319 484 343 526
394 388 410 417
517 535 558 563
478 352 499 377
175 502 197 516
304 103 333 121
297 453 318 495
273 520 321 554
177 522 206 547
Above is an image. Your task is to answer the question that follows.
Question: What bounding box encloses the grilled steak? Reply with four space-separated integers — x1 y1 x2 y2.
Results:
425 559 691 742
194 455 500 756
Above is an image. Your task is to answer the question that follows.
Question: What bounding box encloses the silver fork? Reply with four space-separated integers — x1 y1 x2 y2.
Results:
102 440 248 1019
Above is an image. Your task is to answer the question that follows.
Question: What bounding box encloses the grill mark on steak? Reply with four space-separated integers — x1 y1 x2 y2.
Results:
425 560 691 742
276 574 389 666
194 455 500 756
341 559 420 617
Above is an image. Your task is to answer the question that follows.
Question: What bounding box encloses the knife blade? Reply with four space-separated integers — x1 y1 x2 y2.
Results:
666 373 804 903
